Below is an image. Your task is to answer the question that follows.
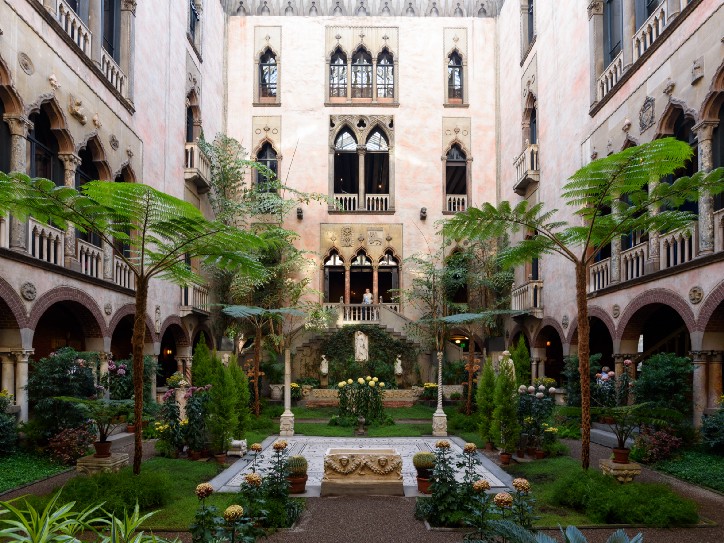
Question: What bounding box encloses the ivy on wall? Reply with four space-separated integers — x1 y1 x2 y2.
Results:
320 325 420 387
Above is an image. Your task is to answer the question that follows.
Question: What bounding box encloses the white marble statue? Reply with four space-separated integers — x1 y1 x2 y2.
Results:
354 330 369 362
394 354 403 376
320 354 328 376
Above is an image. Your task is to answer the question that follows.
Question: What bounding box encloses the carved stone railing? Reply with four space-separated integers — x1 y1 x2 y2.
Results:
381 302 400 313
446 194 467 213
598 50 624 100
77 239 103 279
184 143 212 194
180 283 210 316
714 208 724 253
324 303 380 324
621 242 647 281
0 214 8 249
513 143 540 195
365 194 389 212
114 255 135 290
56 0 91 55
333 194 358 211
633 3 667 61
511 280 543 317
100 49 126 97
660 222 697 270
589 257 610 293
28 218 65 267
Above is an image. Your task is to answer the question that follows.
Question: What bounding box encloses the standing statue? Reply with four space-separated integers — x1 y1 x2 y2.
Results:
320 354 328 376
394 354 403 376
354 330 369 362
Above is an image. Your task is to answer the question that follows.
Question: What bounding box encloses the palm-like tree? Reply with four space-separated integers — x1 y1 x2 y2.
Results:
444 138 724 469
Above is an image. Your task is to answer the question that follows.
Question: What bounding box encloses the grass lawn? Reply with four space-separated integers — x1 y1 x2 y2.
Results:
0 453 68 494
654 450 724 493
291 404 437 420
294 422 432 437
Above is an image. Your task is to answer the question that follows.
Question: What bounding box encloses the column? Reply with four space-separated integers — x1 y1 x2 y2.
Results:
647 180 660 273
432 351 447 436
1 354 14 396
4 115 33 252
120 0 137 101
667 0 682 21
537 359 545 379
58 153 81 267
184 357 193 384
357 146 366 210
12 350 33 422
708 351 722 410
622 0 636 70
530 357 539 381
279 348 295 436
588 1 604 105
694 121 717 255
344 264 351 305
371 57 378 101
614 353 625 379
691 351 708 427
372 264 379 305
88 0 102 66
346 57 352 99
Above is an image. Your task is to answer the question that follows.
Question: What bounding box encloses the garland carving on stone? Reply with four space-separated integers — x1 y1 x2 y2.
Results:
323 455 402 477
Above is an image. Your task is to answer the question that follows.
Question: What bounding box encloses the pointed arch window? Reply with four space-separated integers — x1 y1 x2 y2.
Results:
259 49 277 98
365 129 389 200
351 48 372 99
330 49 348 98
255 142 278 193
188 0 200 43
663 113 698 215
27 110 63 186
444 144 469 213
713 104 724 212
529 107 538 144
376 50 394 99
448 51 464 102
76 147 103 246
334 129 359 199
324 250 345 303
378 251 399 304
0 101 10 174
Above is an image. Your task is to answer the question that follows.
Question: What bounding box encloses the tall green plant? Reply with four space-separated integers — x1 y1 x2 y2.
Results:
228 356 251 437
191 334 214 387
0 174 267 474
477 357 496 446
510 336 531 387
207 356 240 454
492 358 520 453
444 138 724 468
634 352 694 416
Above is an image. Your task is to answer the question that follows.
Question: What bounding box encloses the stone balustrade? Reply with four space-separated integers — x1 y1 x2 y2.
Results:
0 214 8 249
100 49 127 97
365 194 389 212
660 222 697 270
621 242 647 281
77 239 103 279
633 3 667 61
56 0 91 55
598 50 624 100
114 255 135 290
511 280 543 314
184 143 212 193
334 194 358 211
589 257 610 293
180 283 210 316
513 143 539 195
446 194 467 213
28 218 65 267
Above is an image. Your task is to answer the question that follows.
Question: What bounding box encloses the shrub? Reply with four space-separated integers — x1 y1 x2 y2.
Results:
700 408 724 454
0 390 17 456
510 336 531 387
47 423 95 465
631 425 682 464
191 334 214 387
207 355 239 454
491 357 520 453
228 357 251 437
184 386 211 452
100 357 133 400
477 358 496 445
634 352 693 417
562 353 601 407
426 441 461 526
336 376 385 422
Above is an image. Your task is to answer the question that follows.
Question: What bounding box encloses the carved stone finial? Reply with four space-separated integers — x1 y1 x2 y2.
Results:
622 118 631 132
48 74 61 91
663 78 675 96
68 95 87 125
92 114 102 129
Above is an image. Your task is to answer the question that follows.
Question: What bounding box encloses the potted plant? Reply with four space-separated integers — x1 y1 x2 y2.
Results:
477 359 496 451
59 397 132 458
287 455 308 493
412 451 435 494
126 413 136 434
491 357 520 466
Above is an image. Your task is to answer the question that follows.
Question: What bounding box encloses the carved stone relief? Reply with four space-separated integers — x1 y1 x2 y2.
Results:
329 115 394 149
442 117 471 155
251 116 282 156
20 282 36 301
639 96 655 134
322 223 402 263
689 286 703 305
18 53 34 75
324 26 398 58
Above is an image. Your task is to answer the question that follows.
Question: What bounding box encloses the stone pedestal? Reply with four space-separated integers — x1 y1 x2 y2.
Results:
599 458 641 483
321 448 403 496
279 412 295 436
76 452 129 475
432 412 448 436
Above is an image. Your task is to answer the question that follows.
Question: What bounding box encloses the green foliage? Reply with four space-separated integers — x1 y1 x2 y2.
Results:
0 453 67 494
510 336 531 387
184 387 211 452
701 408 724 454
562 354 601 407
477 358 496 444
191 334 214 387
287 455 308 476
57 398 133 442
492 359 520 453
634 352 694 416
228 357 252 437
155 390 184 457
412 451 435 472
0 391 17 456
336 376 386 423
47 423 95 465
655 449 724 492
207 355 240 454
426 443 461 526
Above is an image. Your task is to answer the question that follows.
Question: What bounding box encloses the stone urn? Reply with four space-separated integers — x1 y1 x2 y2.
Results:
269 384 284 401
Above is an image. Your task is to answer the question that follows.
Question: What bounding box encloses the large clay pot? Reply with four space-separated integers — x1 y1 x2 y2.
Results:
535 449 546 459
612 447 631 464
499 452 512 466
215 453 227 465
485 442 495 452
516 449 526 459
288 474 308 494
93 441 112 458
189 450 202 461
417 477 432 494
126 424 136 433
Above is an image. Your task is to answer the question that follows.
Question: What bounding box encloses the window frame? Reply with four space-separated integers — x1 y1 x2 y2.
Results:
446 50 465 106
351 48 373 100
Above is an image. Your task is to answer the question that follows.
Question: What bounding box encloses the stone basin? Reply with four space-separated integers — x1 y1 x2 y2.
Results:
321 447 404 496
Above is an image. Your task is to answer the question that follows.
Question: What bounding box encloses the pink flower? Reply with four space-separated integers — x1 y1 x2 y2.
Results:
624 359 632 367
117 368 126 376
608 371 615 377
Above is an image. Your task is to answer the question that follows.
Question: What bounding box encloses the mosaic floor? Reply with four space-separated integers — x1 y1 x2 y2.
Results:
211 435 512 497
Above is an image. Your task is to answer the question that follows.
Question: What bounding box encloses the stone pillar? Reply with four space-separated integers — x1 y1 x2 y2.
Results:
12 350 33 422
647 180 660 273
357 146 366 209
88 0 103 66
667 0 681 20
432 351 447 436
344 264 351 304
1 354 14 396
614 353 625 379
587 1 604 105
530 357 539 381
185 357 193 384
149 355 158 403
372 264 379 304
694 121 717 255
708 351 722 410
537 359 545 379
622 0 636 70
58 153 81 267
691 351 707 427
120 0 137 101
4 115 33 252
279 348 295 436
175 385 187 420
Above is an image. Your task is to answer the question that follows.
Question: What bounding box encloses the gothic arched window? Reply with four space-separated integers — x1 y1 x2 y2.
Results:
255 142 278 193
334 129 358 197
351 48 372 99
330 48 348 98
28 109 63 186
259 48 277 98
448 51 463 101
365 129 389 199
376 50 394 99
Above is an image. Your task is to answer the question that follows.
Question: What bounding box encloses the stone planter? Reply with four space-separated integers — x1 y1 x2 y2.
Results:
269 384 284 401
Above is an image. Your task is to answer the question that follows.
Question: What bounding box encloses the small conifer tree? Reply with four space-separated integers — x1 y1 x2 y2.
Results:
491 357 520 453
477 357 496 446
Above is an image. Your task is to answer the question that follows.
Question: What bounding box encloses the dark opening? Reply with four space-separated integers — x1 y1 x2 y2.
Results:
33 303 86 359
589 317 614 369
527 0 535 45
255 142 278 193
334 130 358 194
0 101 10 172
641 304 690 357
378 252 399 303
350 253 372 303
76 147 103 246
604 0 622 65
529 107 538 144
111 314 134 360
351 48 372 98
364 129 389 194
324 252 345 303
102 0 121 62
186 106 195 143
159 329 178 386
714 104 724 211
446 144 466 195
663 113 698 215
28 109 63 185
448 52 463 100
189 0 200 42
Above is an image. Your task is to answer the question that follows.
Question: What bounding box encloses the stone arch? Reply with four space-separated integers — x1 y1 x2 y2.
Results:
0 53 23 115
0 277 29 329
159 316 190 347
508 323 531 349
366 122 393 148
445 46 463 63
113 163 137 183
616 288 696 340
696 280 724 332
655 98 698 138
443 138 471 159
77 134 112 180
251 136 280 159
185 88 202 142
28 287 108 337
322 246 344 265
257 43 280 62
108 303 157 344
566 306 616 345
328 43 348 61
533 317 565 348
621 134 638 150
699 58 724 123
25 95 74 153
191 323 215 350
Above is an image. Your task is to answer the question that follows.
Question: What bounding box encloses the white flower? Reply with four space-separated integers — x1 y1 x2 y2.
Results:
527 386 535 394
535 392 544 399
538 385 545 391
518 385 527 394
549 387 557 395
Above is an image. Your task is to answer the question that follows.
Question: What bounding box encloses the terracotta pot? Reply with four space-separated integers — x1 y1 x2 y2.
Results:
612 447 630 464
526 446 536 456
288 474 308 494
126 424 136 433
516 449 526 458
215 453 227 465
189 450 202 461
417 477 432 494
535 449 546 459
499 452 512 466
93 441 112 458
601 416 615 425
485 442 495 452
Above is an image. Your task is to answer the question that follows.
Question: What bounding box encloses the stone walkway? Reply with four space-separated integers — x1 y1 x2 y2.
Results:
210 435 512 497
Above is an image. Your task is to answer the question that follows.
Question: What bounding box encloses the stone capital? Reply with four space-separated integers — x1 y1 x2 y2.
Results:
3 114 33 137
11 350 33 362
121 0 137 14
689 351 707 363
587 1 603 18
58 152 82 170
692 120 718 142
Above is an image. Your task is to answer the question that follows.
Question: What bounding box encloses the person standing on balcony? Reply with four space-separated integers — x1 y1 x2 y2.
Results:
362 288 373 304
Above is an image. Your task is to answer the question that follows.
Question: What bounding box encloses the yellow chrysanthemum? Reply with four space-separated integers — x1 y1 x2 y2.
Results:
195 483 214 500
245 472 263 487
463 443 477 454
223 505 244 522
357 378 365 384
494 492 513 508
379 382 385 387
273 440 288 451
251 443 263 452
512 478 531 493
436 440 450 449
347 378 353 384
369 381 376 387
338 381 346 388
472 479 491 493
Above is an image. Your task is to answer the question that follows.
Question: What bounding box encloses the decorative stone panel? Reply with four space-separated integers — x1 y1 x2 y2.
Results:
321 223 402 262
442 117 471 155
325 25 398 58
252 116 282 156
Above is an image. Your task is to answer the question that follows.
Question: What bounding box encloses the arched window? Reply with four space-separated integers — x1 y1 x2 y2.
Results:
713 103 724 211
324 251 345 303
603 0 622 66
378 251 399 303
635 0 664 30
113 167 133 258
529 107 537 145
351 48 372 99
330 48 347 98
0 100 10 173
448 51 463 101
365 129 389 199
446 145 466 195
376 50 394 99
350 251 373 304
259 49 277 98
334 129 358 197
28 109 63 186
255 142 278 193
527 0 535 45
188 0 200 42
103 0 121 62
76 147 102 246
185 105 195 143
668 113 698 215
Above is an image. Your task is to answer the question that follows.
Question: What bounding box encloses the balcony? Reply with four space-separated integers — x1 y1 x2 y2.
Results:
633 3 667 62
589 257 611 293
446 195 467 213
184 143 212 194
28 218 65 267
511 280 543 318
660 222 697 270
100 49 127 97
77 239 103 279
597 50 624 101
113 255 135 290
56 0 91 56
180 283 210 317
332 193 391 212
513 144 540 195
621 242 647 281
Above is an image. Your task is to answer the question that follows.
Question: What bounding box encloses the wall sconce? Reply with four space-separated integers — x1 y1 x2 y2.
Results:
296 207 303 220
545 340 551 347
164 348 173 356
420 207 427 220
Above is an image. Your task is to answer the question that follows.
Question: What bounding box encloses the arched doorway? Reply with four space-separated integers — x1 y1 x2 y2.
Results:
324 250 345 303
32 301 104 359
620 303 691 361
110 314 133 360
377 251 399 304
570 316 614 370
158 329 178 385
535 325 564 385
350 251 372 304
